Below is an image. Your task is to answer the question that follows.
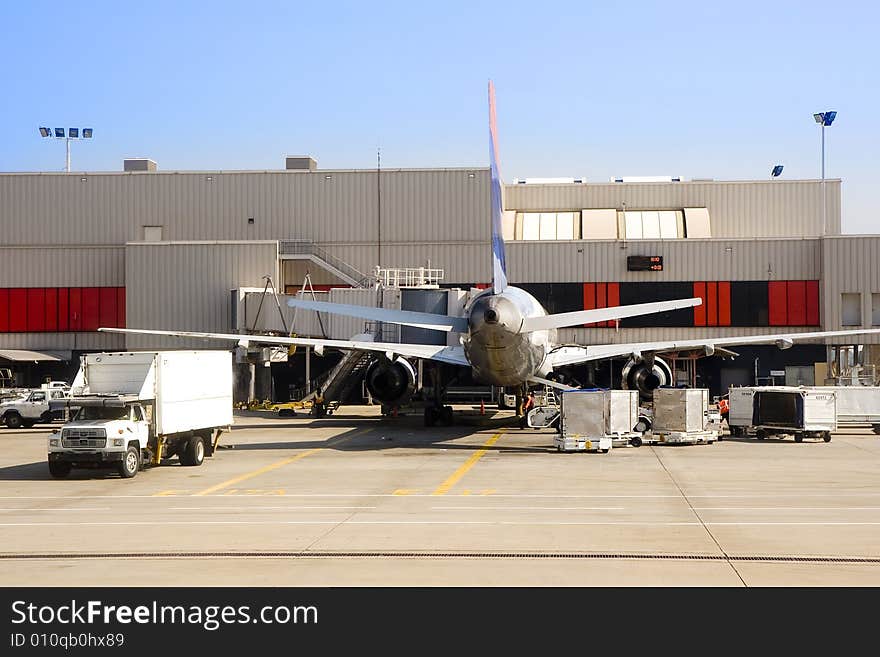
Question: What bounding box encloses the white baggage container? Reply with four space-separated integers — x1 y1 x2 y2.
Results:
727 386 836 442
809 386 880 429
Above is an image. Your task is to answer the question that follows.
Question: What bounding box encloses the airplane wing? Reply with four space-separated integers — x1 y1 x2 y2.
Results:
520 298 702 333
98 328 469 367
548 328 880 368
287 299 469 333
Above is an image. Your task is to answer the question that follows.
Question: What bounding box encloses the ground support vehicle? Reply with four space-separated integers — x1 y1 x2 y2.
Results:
728 386 835 442
47 351 233 479
552 389 640 453
1 387 69 428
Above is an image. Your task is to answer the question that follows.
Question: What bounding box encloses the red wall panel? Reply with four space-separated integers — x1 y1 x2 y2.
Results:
806 280 820 326
98 288 117 329
81 288 100 331
583 283 596 327
596 283 607 327
706 282 718 327
0 289 8 332
44 288 58 332
26 288 45 332
68 288 82 331
9 289 27 332
768 281 788 326
718 281 731 326
787 280 807 325
116 287 126 328
606 283 619 327
57 289 69 332
693 282 706 326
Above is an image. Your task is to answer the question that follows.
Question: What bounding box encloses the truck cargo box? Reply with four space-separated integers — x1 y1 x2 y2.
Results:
72 351 233 436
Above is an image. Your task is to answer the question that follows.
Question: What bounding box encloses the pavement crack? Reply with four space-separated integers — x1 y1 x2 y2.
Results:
650 447 748 587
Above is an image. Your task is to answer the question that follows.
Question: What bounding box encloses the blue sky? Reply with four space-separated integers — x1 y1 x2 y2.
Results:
1 0 877 232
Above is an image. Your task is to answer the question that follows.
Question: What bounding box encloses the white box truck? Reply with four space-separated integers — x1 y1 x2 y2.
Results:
48 351 233 479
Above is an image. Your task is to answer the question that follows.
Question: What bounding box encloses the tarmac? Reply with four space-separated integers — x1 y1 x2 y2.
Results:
1 405 879 586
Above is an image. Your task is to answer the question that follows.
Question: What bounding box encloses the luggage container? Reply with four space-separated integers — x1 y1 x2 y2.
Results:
727 386 836 442
553 389 640 452
650 388 717 445
808 386 880 433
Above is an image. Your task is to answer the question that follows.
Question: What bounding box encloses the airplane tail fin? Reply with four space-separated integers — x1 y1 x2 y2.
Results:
489 80 508 294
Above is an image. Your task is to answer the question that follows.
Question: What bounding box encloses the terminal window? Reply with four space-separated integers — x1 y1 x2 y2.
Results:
841 293 862 326
873 294 880 326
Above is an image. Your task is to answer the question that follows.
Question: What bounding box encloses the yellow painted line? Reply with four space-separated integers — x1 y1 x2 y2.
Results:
154 490 187 497
393 489 418 496
193 428 370 497
432 431 505 496
195 449 322 496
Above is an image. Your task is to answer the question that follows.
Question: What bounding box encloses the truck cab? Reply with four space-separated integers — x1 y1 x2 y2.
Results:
1 387 69 429
48 400 151 479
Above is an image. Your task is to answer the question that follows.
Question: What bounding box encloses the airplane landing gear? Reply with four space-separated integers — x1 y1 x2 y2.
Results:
423 364 454 427
424 405 453 427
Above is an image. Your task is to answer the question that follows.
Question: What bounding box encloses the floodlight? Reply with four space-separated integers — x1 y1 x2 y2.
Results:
54 128 64 138
39 127 51 137
814 113 824 124
771 165 784 177
68 128 79 138
82 128 93 138
823 111 837 126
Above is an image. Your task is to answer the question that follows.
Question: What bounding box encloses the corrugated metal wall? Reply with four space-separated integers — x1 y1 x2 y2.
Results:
124 241 279 349
0 173 840 247
504 179 840 238
316 239 820 286
821 236 880 342
0 332 124 351
0 169 489 246
0 247 124 286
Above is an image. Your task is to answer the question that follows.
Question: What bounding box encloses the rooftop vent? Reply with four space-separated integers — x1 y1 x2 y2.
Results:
612 176 682 183
285 156 317 171
124 158 157 172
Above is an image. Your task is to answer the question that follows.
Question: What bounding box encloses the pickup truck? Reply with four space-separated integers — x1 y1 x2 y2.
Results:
1 387 69 429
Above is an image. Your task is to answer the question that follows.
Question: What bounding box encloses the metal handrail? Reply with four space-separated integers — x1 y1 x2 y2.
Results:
279 240 372 287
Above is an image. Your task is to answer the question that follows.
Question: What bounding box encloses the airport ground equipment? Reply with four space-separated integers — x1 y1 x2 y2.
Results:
553 389 640 452
807 386 880 433
47 351 233 479
728 386 835 442
1 386 69 428
650 388 717 445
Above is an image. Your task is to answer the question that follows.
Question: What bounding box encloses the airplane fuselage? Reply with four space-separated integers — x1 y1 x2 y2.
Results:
463 286 555 386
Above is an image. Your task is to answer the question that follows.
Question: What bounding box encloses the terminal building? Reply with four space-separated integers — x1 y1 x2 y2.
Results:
1 156 878 399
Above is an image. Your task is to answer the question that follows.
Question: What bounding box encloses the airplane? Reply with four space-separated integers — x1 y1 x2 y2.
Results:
101 81 880 426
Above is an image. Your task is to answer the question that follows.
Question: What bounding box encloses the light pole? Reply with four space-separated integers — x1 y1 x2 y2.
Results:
38 127 93 172
812 111 836 234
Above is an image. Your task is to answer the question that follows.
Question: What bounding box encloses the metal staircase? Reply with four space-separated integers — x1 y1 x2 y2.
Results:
300 349 374 416
279 240 373 288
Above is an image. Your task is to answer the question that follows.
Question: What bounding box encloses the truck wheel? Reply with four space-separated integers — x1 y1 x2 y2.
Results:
48 461 71 478
630 436 642 448
872 424 880 435
823 432 832 443
794 433 804 443
4 413 22 429
118 445 140 478
182 436 205 466
756 429 767 440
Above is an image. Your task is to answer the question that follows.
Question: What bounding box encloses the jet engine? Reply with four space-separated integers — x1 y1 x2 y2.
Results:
621 355 673 400
364 357 416 406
